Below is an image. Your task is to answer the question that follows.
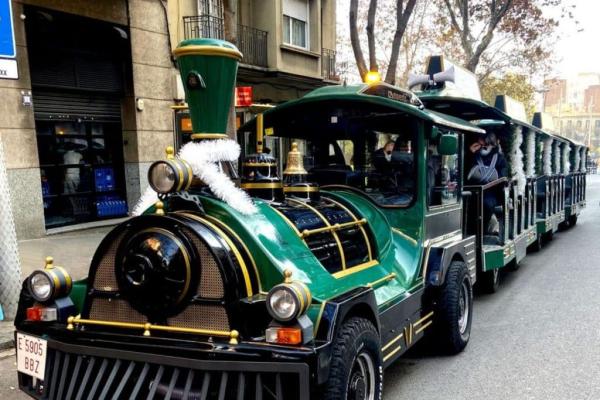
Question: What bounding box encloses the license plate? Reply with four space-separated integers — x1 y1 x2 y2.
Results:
16 333 47 380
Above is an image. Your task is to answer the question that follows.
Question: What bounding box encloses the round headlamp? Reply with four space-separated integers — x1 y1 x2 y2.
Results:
148 158 193 194
266 281 311 322
27 267 72 303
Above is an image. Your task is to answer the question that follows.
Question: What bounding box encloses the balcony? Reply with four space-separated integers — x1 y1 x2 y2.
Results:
183 15 268 68
322 48 338 81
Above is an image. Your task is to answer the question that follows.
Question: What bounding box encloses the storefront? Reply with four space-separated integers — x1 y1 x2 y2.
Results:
25 7 130 229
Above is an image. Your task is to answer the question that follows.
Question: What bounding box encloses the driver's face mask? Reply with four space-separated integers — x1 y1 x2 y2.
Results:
480 145 493 156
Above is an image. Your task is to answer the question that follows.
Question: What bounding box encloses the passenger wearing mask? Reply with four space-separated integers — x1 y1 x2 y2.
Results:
467 133 507 236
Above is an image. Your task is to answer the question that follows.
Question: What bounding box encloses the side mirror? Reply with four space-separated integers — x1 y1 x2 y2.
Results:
438 133 458 155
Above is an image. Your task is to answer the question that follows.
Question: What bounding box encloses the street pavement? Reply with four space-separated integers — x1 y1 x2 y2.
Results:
1 176 599 399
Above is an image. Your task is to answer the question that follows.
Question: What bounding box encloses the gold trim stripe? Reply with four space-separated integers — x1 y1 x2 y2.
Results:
382 333 404 352
181 213 253 296
414 320 433 335
325 197 373 260
173 45 243 60
191 133 229 140
287 198 347 270
240 182 283 190
243 162 277 167
383 345 403 362
332 260 378 279
283 186 320 193
202 215 262 291
366 273 396 288
299 219 367 238
413 311 434 327
67 316 239 344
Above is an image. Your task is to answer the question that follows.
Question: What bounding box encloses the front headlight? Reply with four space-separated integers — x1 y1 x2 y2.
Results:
148 158 193 194
266 281 311 322
27 258 73 303
28 271 53 302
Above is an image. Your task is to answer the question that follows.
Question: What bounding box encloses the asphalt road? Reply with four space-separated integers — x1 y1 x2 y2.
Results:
1 175 599 399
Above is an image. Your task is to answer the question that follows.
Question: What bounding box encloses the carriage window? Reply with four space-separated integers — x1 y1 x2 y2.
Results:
428 136 459 206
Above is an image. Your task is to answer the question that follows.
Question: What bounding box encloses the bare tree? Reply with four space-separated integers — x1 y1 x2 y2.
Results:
349 0 417 84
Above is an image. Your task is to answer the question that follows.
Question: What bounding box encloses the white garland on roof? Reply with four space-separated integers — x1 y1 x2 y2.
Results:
553 142 561 175
562 144 570 174
543 137 553 175
580 148 587 172
509 126 526 195
574 147 581 173
132 139 257 216
526 130 536 177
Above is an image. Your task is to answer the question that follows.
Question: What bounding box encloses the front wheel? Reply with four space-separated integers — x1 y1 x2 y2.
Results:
569 215 578 227
322 317 383 400
479 267 500 294
434 261 473 354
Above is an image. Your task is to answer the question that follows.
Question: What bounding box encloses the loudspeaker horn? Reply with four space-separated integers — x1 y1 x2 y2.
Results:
433 66 456 84
407 73 432 89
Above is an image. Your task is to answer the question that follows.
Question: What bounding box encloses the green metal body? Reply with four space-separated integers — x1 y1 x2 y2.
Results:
175 38 241 135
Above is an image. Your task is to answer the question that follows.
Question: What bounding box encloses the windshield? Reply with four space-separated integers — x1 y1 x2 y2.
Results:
241 116 419 207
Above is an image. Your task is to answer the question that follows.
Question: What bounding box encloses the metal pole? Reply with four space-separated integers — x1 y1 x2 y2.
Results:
0 138 22 320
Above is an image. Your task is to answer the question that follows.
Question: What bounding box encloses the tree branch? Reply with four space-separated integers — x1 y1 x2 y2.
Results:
350 0 368 80
367 0 378 72
385 0 417 84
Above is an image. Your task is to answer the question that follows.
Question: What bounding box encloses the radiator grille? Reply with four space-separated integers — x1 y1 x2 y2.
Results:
18 344 309 400
167 304 230 331
92 232 125 292
182 227 225 299
89 298 147 324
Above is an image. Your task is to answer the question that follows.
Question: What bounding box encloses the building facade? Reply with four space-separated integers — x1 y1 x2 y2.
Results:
544 74 600 150
1 0 337 239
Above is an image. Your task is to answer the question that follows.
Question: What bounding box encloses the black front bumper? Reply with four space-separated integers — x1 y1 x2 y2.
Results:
17 326 314 400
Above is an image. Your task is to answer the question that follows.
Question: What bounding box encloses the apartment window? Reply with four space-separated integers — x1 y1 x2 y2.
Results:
283 0 308 48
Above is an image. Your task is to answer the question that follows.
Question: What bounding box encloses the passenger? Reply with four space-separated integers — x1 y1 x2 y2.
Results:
373 140 395 173
467 133 507 235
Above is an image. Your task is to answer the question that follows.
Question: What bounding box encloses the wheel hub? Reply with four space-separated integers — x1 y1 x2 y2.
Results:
349 373 367 400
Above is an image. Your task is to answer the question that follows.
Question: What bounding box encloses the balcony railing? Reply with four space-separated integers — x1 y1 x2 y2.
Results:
322 48 338 81
183 16 268 68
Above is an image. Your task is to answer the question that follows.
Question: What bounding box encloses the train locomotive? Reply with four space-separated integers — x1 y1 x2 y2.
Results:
13 42 586 400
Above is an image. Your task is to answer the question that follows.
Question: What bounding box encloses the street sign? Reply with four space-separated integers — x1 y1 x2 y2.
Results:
0 58 17 79
0 0 16 58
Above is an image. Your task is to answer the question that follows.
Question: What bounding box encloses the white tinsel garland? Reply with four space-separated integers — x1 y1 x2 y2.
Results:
574 147 581 173
543 138 553 175
580 148 587 172
132 140 257 216
526 130 536 177
562 144 570 174
553 142 561 175
509 126 526 195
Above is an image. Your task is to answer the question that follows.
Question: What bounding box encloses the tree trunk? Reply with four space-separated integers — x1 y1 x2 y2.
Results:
385 0 417 84
366 0 378 72
223 0 238 139
350 0 368 81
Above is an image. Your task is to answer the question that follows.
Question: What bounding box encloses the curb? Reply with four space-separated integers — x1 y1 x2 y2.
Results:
0 337 14 351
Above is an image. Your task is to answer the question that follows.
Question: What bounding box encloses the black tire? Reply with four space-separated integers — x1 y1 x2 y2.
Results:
479 267 500 294
507 258 520 271
530 233 543 252
434 261 473 354
569 215 578 227
322 317 383 400
543 230 553 243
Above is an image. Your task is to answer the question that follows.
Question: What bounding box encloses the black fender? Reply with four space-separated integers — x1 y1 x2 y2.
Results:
312 286 379 385
425 234 477 287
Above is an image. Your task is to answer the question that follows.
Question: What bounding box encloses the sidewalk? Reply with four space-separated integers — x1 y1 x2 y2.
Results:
1 226 112 349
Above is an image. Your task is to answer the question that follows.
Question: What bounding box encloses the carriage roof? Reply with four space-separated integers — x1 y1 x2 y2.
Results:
239 83 485 136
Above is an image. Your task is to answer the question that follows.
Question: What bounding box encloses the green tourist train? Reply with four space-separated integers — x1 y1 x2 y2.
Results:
14 42 587 400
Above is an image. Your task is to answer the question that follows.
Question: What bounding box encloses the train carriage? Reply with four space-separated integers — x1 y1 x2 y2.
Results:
14 40 484 400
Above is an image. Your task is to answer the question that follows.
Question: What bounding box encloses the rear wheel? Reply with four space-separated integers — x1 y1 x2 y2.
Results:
322 317 383 400
479 268 499 294
543 230 554 243
569 215 578 227
531 233 543 252
507 258 520 271
434 261 473 354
